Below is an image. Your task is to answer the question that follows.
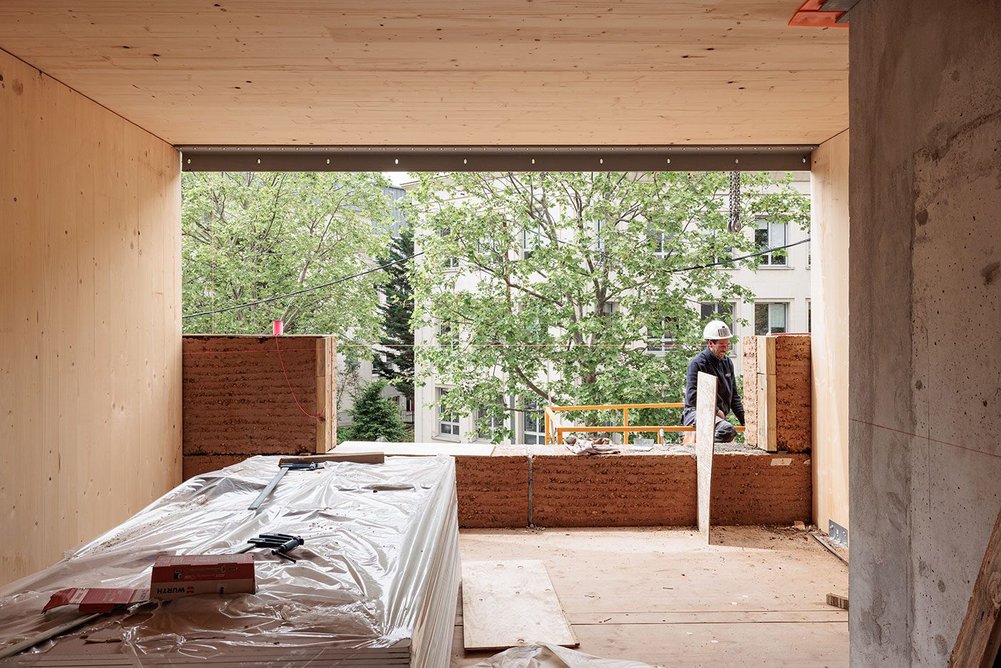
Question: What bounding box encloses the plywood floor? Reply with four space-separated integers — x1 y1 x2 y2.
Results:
452 527 848 667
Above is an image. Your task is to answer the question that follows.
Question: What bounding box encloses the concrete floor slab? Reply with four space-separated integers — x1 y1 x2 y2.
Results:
452 526 848 667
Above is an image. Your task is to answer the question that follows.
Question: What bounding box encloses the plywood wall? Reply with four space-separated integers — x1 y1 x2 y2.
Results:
810 130 849 537
0 49 181 586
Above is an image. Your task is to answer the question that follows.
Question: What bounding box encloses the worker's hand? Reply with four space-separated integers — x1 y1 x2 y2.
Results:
716 409 725 419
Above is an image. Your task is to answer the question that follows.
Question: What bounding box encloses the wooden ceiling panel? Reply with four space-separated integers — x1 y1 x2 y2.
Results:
0 1 848 146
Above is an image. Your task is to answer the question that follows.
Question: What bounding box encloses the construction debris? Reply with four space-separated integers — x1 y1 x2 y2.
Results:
826 593 849 610
473 643 652 668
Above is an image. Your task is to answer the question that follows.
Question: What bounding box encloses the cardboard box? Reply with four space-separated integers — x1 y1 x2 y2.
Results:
150 554 256 600
44 587 149 613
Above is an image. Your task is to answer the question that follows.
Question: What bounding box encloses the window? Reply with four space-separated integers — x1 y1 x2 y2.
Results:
476 395 506 440
647 317 676 353
700 302 735 333
754 302 788 335
440 227 459 269
437 387 460 437
807 300 812 333
522 225 540 260
592 219 606 252
600 302 616 317
755 219 787 266
653 231 669 259
437 321 459 347
522 398 545 445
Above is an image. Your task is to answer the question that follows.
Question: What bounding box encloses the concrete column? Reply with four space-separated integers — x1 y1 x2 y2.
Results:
850 0 1001 664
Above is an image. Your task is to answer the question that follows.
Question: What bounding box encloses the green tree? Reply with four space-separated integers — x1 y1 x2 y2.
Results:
341 380 406 442
181 172 393 355
372 227 416 402
406 171 808 439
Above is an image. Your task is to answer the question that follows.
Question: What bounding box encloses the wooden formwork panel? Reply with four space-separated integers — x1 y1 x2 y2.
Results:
743 334 811 453
742 335 759 447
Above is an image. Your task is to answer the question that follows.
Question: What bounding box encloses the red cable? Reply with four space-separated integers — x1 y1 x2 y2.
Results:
274 335 320 421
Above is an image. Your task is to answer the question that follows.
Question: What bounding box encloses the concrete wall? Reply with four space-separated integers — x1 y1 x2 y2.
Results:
0 50 181 586
850 1 1001 665
810 132 850 536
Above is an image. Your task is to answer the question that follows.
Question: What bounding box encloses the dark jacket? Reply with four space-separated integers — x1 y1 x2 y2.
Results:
681 347 745 425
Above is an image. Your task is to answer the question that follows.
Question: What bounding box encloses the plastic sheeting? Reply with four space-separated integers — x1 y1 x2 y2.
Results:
0 454 460 666
473 644 652 668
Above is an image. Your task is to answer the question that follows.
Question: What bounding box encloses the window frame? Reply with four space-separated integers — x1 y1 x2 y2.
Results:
755 218 789 267
521 398 545 445
436 387 460 439
754 301 789 335
475 395 507 442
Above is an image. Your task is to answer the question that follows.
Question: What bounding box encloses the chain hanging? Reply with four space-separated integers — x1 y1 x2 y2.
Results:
727 170 742 233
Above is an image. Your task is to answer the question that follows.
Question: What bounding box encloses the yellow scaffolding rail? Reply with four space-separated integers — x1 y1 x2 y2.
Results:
543 402 744 445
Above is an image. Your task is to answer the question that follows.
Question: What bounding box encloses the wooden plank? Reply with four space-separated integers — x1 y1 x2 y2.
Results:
314 337 335 454
810 131 850 534
825 593 849 610
695 371 717 543
949 507 1001 668
756 336 778 452
277 452 385 466
461 560 578 651
328 337 337 450
571 610 848 625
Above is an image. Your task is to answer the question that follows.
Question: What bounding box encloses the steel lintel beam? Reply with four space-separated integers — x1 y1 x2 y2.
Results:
180 145 814 173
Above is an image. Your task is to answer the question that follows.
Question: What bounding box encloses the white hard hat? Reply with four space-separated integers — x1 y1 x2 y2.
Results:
703 320 733 340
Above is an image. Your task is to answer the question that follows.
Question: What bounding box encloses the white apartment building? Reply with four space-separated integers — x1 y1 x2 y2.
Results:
410 172 812 445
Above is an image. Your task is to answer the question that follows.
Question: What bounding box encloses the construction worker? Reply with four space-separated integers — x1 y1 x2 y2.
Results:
680 320 745 443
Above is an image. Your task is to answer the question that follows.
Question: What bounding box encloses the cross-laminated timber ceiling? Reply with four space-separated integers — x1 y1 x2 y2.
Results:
0 1 848 147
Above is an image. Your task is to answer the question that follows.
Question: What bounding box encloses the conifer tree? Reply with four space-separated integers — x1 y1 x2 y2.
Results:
373 228 416 402
343 380 406 442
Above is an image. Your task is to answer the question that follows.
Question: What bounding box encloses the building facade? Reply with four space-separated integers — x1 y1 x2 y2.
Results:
411 172 812 445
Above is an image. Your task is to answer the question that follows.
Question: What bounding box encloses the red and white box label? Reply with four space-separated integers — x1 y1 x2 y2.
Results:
150 554 256 600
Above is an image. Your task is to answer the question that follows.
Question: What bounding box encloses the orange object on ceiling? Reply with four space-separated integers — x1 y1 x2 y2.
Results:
789 0 847 27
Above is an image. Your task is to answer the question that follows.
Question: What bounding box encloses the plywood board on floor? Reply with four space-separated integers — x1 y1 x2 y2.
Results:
452 527 849 667
461 560 578 651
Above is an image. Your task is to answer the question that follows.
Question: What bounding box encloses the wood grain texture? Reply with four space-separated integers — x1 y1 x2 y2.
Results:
461 560 578 651
0 49 181 587
743 335 759 447
696 372 717 542
0 1 848 145
756 336 778 452
949 508 1001 668
810 131 850 537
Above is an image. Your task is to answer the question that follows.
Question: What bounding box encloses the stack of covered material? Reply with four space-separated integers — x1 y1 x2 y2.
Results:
0 455 459 666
